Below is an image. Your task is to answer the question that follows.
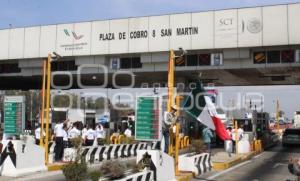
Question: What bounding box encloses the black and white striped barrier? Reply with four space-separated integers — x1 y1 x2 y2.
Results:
63 142 156 163
99 170 154 181
178 152 212 175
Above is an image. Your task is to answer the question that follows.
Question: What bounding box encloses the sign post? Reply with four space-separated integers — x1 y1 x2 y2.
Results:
135 96 162 141
4 96 25 136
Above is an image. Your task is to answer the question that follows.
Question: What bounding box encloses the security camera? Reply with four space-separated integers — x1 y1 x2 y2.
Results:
178 47 187 56
52 52 62 59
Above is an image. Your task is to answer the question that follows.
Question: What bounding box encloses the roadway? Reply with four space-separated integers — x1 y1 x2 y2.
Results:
197 144 300 181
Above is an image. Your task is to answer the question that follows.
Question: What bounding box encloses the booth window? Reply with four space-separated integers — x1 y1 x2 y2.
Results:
186 54 198 66
0 63 21 73
267 51 280 63
281 50 295 63
198 54 211 66
120 57 142 69
52 60 77 71
132 57 142 68
120 58 131 69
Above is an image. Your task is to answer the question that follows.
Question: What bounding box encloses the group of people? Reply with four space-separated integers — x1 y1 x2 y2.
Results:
34 119 106 162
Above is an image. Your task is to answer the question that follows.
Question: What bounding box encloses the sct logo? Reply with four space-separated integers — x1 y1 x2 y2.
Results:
64 29 84 40
219 18 233 26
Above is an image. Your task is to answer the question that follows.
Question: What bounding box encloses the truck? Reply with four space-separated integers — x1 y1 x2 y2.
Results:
294 111 300 128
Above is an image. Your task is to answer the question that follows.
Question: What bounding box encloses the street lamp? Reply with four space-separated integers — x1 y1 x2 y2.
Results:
167 47 187 176
80 92 86 124
43 52 62 165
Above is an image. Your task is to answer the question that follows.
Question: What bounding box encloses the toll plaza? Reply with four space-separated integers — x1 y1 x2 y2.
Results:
0 2 300 181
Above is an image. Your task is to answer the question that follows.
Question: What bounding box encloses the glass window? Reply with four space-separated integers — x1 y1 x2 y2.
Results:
132 57 142 68
0 63 21 73
120 58 131 69
198 54 211 66
281 50 295 63
253 52 266 64
186 54 198 66
267 51 280 63
51 60 77 71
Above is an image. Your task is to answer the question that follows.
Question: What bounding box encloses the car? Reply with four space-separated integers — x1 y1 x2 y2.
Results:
282 128 300 147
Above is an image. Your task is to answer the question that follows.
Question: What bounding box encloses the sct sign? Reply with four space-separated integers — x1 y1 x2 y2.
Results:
4 96 25 135
135 96 162 141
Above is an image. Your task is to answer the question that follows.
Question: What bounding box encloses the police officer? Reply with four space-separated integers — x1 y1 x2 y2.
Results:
163 105 178 153
54 119 69 162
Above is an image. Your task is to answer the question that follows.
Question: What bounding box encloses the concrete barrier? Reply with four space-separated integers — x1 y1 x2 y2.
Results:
179 152 212 175
99 170 154 181
0 140 46 177
63 142 157 163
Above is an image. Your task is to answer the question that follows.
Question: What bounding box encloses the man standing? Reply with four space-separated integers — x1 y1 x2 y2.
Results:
54 119 69 162
34 124 45 145
163 105 178 153
85 125 96 146
124 126 132 138
95 124 105 145
202 126 214 153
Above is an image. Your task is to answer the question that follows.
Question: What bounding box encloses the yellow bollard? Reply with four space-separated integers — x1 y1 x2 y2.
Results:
184 136 190 148
110 135 117 144
179 137 184 149
118 135 125 144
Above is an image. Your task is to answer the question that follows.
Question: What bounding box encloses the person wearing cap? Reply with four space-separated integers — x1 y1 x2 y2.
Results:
163 105 178 153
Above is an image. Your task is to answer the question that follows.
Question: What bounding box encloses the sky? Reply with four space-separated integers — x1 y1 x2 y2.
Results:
1 0 300 29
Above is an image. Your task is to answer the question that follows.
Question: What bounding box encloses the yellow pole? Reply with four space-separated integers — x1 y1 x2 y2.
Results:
40 60 46 147
45 54 51 165
175 123 180 176
167 50 175 112
174 95 182 176
235 120 239 155
276 99 280 132
167 49 175 155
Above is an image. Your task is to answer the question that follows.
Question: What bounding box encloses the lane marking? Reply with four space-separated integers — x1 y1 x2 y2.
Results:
208 160 252 180
208 152 266 179
253 152 266 159
272 163 287 168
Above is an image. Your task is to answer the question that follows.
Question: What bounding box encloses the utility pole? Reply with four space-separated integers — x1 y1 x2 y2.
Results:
276 99 280 132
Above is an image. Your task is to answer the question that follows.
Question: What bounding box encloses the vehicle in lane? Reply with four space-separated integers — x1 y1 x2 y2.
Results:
282 128 300 147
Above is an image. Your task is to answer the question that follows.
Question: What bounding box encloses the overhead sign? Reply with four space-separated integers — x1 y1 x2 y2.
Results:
4 96 25 135
135 96 162 141
0 4 298 59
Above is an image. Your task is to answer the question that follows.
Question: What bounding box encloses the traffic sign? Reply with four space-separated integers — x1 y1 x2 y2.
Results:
135 96 162 141
3 96 25 135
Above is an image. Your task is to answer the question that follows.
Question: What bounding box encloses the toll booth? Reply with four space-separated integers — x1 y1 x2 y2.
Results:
232 111 271 145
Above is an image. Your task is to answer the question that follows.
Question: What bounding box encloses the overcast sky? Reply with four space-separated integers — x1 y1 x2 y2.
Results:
1 0 300 29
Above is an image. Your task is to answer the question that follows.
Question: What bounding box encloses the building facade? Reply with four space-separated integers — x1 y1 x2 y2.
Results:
0 3 300 89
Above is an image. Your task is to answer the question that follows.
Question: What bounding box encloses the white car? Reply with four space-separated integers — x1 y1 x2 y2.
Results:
282 128 300 147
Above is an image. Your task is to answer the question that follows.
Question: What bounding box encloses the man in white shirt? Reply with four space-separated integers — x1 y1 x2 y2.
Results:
96 124 105 145
124 127 132 138
35 124 45 145
69 124 81 139
68 123 81 147
81 124 88 144
54 119 69 161
85 125 96 146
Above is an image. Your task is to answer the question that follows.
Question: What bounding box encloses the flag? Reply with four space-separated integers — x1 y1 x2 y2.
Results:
183 80 230 140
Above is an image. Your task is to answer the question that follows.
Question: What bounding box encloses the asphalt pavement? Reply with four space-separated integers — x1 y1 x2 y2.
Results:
196 144 300 181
